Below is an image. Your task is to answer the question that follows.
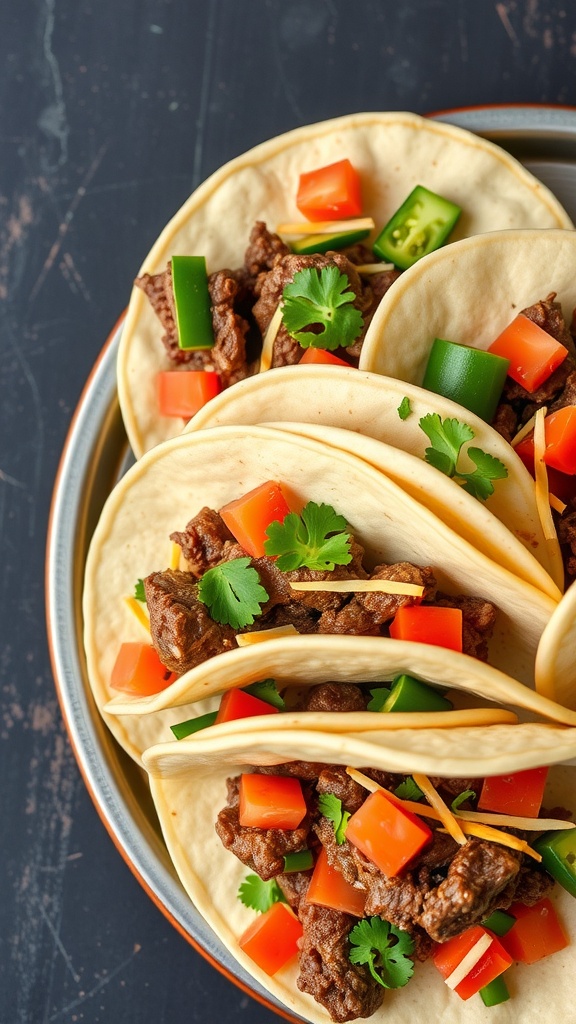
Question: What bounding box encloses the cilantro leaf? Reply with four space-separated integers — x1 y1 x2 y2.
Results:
264 501 352 571
451 789 477 813
349 917 415 989
318 792 350 845
367 687 391 712
419 413 508 501
244 678 285 710
394 776 424 801
134 579 146 603
282 266 364 351
197 557 269 629
237 874 285 913
397 397 412 421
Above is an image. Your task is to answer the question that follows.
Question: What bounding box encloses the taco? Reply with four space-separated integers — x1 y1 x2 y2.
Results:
116 112 572 458
142 722 576 1023
185 366 562 592
536 581 576 707
358 228 576 591
83 424 560 763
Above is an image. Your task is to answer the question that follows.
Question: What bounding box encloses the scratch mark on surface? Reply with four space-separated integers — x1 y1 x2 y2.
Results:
38 0 70 168
38 903 81 983
29 141 109 303
48 946 142 1021
192 4 218 186
0 468 27 488
0 195 34 300
59 252 91 302
496 3 520 45
5 325 44 538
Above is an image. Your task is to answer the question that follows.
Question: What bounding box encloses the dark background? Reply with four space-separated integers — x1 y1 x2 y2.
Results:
2 2 576 1022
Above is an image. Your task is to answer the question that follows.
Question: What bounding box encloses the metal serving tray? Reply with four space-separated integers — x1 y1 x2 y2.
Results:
46 106 576 1024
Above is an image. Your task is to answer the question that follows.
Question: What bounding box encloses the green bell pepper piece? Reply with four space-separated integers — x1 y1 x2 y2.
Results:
482 909 516 936
479 974 510 1007
422 337 510 422
381 674 453 713
283 849 314 873
172 254 214 351
291 227 370 255
170 710 217 739
373 185 461 270
533 827 576 898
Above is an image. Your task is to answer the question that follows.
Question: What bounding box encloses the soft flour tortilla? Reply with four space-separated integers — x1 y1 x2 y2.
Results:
83 425 559 763
187 369 562 592
143 725 576 1024
117 112 572 458
536 581 576 706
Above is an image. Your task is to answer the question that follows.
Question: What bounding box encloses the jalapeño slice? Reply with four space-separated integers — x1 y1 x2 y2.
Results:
172 254 214 351
373 185 461 270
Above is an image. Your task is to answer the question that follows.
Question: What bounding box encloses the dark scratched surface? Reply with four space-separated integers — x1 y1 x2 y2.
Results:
2 2 576 1022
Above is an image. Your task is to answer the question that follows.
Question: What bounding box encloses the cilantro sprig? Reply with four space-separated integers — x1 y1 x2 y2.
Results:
282 266 364 351
134 579 146 602
349 917 415 988
394 776 424 802
318 792 350 845
419 413 508 500
264 501 352 571
397 396 412 421
237 874 286 913
197 557 269 629
451 789 477 813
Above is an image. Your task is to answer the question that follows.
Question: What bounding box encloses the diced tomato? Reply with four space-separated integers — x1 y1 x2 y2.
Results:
433 925 513 1000
298 348 350 367
515 405 576 477
488 314 568 393
215 688 280 724
239 901 303 976
296 158 362 221
388 605 463 652
109 642 175 696
157 370 222 418
346 788 432 877
238 773 307 830
306 847 367 917
500 899 569 964
219 481 292 558
478 766 548 818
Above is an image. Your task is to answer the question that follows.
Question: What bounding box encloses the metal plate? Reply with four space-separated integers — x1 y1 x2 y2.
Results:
46 105 576 1024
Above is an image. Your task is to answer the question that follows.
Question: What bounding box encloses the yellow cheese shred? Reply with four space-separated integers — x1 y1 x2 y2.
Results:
276 217 375 236
533 406 558 542
169 542 181 570
259 303 284 373
510 408 542 449
411 772 467 846
289 580 424 596
123 596 151 635
236 624 299 647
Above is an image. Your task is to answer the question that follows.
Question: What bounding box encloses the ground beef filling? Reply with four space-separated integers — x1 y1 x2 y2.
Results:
135 221 400 387
216 758 554 1022
143 508 496 675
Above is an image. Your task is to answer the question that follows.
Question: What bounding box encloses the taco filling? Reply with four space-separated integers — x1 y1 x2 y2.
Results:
135 220 401 390
216 746 572 1021
132 491 497 685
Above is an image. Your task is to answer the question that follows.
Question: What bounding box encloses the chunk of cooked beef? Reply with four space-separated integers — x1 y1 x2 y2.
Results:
297 902 384 1023
297 683 368 714
135 264 202 365
276 868 313 912
419 838 521 942
522 292 576 355
241 221 291 293
207 269 252 386
170 507 235 576
558 501 576 577
215 775 312 880
317 563 436 635
258 761 330 781
435 593 497 661
144 569 237 673
512 863 554 906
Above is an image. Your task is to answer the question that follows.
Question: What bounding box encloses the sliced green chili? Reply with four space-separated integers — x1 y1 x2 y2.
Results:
373 185 461 269
172 254 214 351
422 337 509 422
380 674 453 713
170 710 218 739
482 910 516 937
283 849 314 873
479 975 510 1007
533 827 576 898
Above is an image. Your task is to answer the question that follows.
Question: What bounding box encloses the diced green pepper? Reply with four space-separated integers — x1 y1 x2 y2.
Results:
283 849 314 873
367 687 391 711
373 185 461 270
482 910 516 936
290 227 371 255
422 337 510 422
171 254 214 351
380 674 453 713
533 827 576 898
479 974 510 1007
170 710 218 739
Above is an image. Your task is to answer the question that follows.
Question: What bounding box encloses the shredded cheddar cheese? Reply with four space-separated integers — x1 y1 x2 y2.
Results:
123 596 151 634
236 624 299 646
276 217 375 236
169 542 181 570
411 772 467 846
533 407 558 542
289 580 424 596
259 304 284 373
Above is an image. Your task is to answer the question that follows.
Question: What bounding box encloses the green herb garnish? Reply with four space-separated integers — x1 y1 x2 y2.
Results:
348 917 415 989
237 874 286 913
397 397 412 420
264 500 352 571
134 579 146 602
282 266 364 350
419 413 508 500
244 678 285 711
197 557 269 629
451 789 477 813
394 776 424 801
318 792 350 845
